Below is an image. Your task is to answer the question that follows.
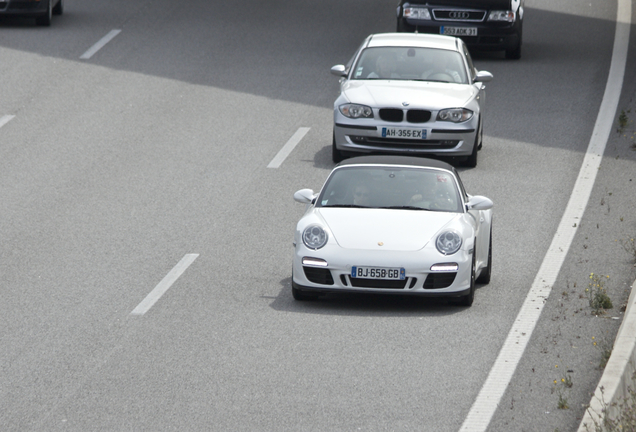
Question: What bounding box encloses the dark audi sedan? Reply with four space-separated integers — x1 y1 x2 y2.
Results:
0 0 63 26
396 0 523 59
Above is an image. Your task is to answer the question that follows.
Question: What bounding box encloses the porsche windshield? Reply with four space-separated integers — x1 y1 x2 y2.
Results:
351 47 468 84
318 166 462 212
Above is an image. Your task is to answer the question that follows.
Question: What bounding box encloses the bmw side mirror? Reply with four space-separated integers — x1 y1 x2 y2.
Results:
330 64 347 77
474 71 493 83
466 195 493 211
294 189 316 204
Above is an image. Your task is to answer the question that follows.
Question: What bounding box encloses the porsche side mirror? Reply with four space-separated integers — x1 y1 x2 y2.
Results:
294 189 315 204
466 195 493 211
474 71 493 83
330 64 347 77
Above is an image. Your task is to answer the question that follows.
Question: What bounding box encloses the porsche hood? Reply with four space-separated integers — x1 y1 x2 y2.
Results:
318 208 458 251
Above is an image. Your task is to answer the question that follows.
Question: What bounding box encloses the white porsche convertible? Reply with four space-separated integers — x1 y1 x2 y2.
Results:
292 155 493 306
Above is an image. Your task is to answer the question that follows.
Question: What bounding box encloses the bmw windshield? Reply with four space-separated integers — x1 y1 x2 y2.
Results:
351 47 468 84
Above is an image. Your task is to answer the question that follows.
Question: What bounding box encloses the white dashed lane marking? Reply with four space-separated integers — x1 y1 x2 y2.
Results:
0 115 15 128
267 127 310 168
80 29 122 60
130 254 199 316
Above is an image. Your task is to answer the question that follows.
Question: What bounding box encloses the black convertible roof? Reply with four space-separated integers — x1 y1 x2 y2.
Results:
337 155 456 171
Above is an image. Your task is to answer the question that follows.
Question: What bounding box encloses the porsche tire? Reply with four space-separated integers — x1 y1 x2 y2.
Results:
454 254 476 307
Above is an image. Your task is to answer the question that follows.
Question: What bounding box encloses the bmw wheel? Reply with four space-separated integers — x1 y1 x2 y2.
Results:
464 124 480 168
332 132 344 163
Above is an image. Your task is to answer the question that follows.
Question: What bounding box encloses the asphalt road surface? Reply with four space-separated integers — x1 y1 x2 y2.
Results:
1 0 635 431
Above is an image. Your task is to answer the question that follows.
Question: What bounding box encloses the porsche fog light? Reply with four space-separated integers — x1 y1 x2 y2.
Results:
403 7 431 20
302 225 328 250
302 257 328 267
436 231 462 256
437 108 473 123
339 104 373 119
430 263 459 272
488 10 515 22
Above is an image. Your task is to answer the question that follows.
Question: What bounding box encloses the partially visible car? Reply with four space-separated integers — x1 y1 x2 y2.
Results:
396 0 524 59
0 0 63 26
292 155 493 307
330 32 492 167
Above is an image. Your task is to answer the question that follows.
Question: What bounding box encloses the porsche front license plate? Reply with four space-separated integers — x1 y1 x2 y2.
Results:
441 26 478 36
351 266 406 280
381 127 427 139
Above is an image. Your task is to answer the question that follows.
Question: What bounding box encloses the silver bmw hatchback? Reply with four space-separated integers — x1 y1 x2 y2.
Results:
331 33 493 167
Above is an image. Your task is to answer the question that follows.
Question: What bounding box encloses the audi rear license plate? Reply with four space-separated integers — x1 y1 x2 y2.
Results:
381 127 427 139
352 266 406 280
441 26 478 36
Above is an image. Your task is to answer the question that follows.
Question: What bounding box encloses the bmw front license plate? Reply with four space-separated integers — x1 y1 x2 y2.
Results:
352 266 406 280
381 127 427 139
441 26 478 36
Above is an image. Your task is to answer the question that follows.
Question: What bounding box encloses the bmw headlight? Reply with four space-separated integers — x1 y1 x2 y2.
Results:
302 225 328 250
403 7 431 20
488 10 515 22
339 104 373 119
436 231 462 255
437 108 473 123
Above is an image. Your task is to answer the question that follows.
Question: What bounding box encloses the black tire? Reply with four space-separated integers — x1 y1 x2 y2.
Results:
477 118 483 150
291 270 319 301
505 27 522 60
292 285 319 301
476 229 492 284
397 19 414 33
454 253 476 307
35 0 52 26
505 43 522 60
332 132 345 163
53 0 63 15
463 128 479 168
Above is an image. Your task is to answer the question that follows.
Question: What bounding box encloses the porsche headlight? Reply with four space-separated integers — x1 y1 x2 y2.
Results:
436 231 462 255
302 225 328 250
437 108 473 123
403 7 431 20
339 104 373 119
488 10 515 22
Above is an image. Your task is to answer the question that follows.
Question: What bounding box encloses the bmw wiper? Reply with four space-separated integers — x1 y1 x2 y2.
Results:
322 204 370 208
379 206 430 211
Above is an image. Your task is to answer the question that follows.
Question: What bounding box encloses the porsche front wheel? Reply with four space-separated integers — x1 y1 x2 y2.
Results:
454 254 476 307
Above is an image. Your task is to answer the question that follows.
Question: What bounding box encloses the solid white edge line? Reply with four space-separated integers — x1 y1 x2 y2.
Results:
267 127 310 168
459 1 631 430
130 254 199 316
80 29 122 60
0 114 16 128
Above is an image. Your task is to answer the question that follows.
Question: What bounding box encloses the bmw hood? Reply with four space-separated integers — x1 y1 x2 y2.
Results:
341 80 476 109
318 208 458 251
